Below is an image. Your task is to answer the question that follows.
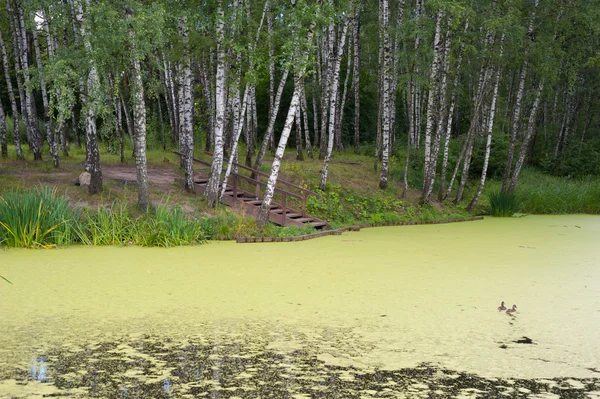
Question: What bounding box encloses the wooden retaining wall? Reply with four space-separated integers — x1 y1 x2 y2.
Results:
235 216 485 243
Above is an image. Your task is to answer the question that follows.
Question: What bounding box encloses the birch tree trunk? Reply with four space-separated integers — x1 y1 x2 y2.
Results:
467 38 504 210
300 79 313 158
6 3 30 156
311 76 320 150
421 11 444 201
257 79 302 227
252 68 289 172
116 93 124 162
295 100 304 161
438 21 468 200
257 22 315 228
42 14 70 158
125 6 149 209
319 23 335 160
0 29 22 158
508 81 544 194
74 0 102 194
14 1 43 160
219 85 249 200
335 30 352 152
206 0 226 207
199 60 214 152
501 0 539 192
178 17 195 192
0 100 6 157
32 28 59 167
454 34 494 204
378 0 391 189
352 5 360 154
319 18 349 190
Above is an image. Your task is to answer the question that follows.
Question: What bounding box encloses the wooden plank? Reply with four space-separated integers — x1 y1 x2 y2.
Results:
293 218 315 223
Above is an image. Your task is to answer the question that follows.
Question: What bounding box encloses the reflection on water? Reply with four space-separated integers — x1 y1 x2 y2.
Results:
1 215 600 397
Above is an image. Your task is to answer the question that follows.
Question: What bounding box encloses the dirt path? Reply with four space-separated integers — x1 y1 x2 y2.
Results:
101 165 180 188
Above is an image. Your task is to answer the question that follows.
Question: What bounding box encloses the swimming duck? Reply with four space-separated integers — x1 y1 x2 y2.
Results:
506 304 517 315
497 301 506 311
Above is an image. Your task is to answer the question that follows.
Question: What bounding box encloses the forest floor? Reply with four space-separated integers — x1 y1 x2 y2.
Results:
0 144 474 230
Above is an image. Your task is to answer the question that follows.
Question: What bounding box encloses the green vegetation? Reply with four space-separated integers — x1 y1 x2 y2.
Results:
513 169 600 214
488 191 518 217
0 186 77 248
0 187 206 248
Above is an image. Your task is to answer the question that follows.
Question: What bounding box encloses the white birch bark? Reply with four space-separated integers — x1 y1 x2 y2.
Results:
13 1 43 160
428 22 454 201
32 27 59 167
252 68 290 171
257 24 315 228
300 79 313 158
319 22 335 159
42 14 71 158
125 6 149 209
206 0 226 207
219 85 249 200
312 76 320 149
352 5 360 153
501 0 539 192
6 3 30 155
421 11 444 201
178 17 195 192
467 37 505 210
319 18 349 190
0 29 22 158
295 98 304 161
378 0 391 189
438 20 468 201
73 0 102 193
508 81 544 194
336 28 352 152
455 32 495 204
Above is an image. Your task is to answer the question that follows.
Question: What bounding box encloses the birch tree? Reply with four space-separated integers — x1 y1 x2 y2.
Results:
205 0 226 207
319 17 349 190
73 0 102 194
0 29 22 158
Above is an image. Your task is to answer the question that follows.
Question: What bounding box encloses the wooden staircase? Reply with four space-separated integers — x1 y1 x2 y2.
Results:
175 152 328 230
193 178 328 229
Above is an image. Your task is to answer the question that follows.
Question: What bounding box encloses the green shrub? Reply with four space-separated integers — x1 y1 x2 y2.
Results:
489 191 517 217
0 186 77 248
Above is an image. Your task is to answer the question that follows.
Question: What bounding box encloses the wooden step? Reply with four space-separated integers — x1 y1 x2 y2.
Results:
285 213 303 218
244 200 263 205
224 191 246 197
195 178 209 184
310 222 328 228
293 218 314 223
272 209 295 214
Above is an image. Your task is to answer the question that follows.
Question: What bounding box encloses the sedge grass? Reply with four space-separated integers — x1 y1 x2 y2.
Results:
488 191 518 217
0 186 77 248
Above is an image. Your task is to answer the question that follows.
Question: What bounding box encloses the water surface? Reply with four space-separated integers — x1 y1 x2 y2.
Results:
1 215 599 397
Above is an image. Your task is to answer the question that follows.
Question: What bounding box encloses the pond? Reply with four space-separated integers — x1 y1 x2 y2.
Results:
1 215 599 398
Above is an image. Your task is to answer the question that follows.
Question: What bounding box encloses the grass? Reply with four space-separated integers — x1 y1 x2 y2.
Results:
0 186 78 248
514 169 600 214
488 191 518 217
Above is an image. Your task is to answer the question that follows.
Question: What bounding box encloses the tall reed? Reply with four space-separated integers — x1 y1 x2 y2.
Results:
0 186 77 248
488 191 517 217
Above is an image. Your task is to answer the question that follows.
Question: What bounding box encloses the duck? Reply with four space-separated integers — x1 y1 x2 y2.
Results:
497 301 506 311
506 304 517 315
